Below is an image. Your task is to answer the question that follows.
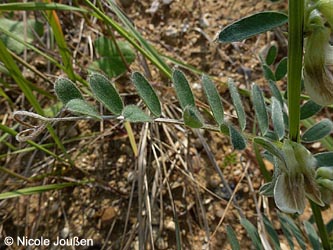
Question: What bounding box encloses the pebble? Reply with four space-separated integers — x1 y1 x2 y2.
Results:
101 207 117 224
156 237 168 249
60 227 69 238
208 175 220 189
165 220 175 231
215 208 224 218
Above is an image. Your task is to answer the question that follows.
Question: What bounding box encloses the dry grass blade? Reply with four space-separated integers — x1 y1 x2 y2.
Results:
209 161 250 244
241 159 272 250
195 130 245 217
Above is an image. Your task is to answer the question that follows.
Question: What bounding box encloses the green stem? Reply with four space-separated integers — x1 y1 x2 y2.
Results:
288 1 331 249
288 0 304 142
310 201 331 250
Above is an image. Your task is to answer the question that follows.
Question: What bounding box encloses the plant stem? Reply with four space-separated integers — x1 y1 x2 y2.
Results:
310 201 331 250
288 0 304 142
288 1 331 249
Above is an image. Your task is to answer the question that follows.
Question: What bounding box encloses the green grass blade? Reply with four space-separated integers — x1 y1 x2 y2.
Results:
0 25 71 74
288 0 304 141
277 212 307 250
0 182 87 200
84 0 171 78
277 212 295 250
240 217 264 250
226 225 241 250
0 39 43 114
303 221 322 250
262 215 281 250
0 124 62 161
43 8 76 80
0 39 72 160
105 0 172 76
0 2 87 12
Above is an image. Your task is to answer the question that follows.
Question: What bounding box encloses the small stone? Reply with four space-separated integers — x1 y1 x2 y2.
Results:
101 207 117 224
165 220 175 231
233 169 242 176
208 176 220 189
127 171 136 183
200 14 210 28
156 237 168 249
60 227 70 238
215 208 224 218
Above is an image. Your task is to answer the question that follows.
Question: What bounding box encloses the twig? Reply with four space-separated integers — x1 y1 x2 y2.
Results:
12 110 221 142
